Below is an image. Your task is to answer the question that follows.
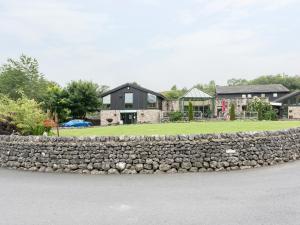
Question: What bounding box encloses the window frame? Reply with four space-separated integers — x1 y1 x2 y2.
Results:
102 95 111 109
124 92 134 109
147 93 157 109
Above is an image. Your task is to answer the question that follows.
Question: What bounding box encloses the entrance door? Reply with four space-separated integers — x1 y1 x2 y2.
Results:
121 113 137 124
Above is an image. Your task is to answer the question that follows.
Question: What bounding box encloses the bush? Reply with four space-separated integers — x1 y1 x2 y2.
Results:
169 111 183 122
0 95 47 135
229 103 236 120
188 101 194 121
0 115 19 135
247 97 278 121
263 110 278 121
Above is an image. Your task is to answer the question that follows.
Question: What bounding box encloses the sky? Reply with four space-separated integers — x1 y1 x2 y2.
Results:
0 0 299 91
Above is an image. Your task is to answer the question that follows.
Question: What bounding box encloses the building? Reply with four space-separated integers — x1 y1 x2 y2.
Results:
215 84 290 116
161 88 213 121
100 82 298 125
100 83 165 125
274 91 300 119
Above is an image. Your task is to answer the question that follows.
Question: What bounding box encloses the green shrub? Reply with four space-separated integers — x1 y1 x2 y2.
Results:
169 111 183 122
0 95 47 135
263 110 278 121
0 115 19 135
188 101 194 121
247 97 277 121
229 103 236 120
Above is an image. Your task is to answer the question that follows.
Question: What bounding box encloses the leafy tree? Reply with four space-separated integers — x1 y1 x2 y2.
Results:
188 101 194 121
229 103 236 121
0 94 48 135
194 80 216 96
43 85 69 122
249 74 300 91
64 80 103 119
171 85 178 91
0 55 51 102
162 86 187 100
227 78 249 86
227 74 300 91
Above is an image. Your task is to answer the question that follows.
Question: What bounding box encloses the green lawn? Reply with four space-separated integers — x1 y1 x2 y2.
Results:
58 120 300 137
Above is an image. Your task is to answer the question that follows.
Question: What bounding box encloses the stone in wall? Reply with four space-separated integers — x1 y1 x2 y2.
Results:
100 110 120 126
137 110 161 124
0 128 300 175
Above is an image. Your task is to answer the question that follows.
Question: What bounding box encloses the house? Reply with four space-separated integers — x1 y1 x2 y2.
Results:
215 84 290 116
274 91 300 119
100 83 214 125
100 82 298 125
100 83 165 125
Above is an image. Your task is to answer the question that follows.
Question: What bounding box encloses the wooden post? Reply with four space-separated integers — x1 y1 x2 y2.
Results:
55 112 60 137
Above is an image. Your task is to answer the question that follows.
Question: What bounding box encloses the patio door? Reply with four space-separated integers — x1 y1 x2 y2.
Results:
121 112 137 124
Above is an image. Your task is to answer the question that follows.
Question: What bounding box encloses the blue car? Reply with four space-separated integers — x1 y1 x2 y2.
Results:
62 120 92 128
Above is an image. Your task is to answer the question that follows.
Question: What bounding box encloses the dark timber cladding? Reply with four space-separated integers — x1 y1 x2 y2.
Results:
100 83 165 110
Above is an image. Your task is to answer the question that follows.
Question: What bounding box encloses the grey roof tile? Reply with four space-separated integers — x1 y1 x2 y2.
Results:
216 84 289 94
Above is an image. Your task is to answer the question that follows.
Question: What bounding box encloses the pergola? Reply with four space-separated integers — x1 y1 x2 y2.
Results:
179 88 212 118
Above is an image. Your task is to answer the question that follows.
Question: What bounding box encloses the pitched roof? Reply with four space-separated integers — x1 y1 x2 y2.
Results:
216 84 289 94
180 88 212 99
100 83 165 99
274 90 300 103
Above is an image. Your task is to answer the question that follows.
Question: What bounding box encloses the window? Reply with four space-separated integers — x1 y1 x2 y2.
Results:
247 94 252 98
102 95 111 109
242 94 246 98
125 93 133 108
261 93 265 98
147 93 157 108
273 93 278 98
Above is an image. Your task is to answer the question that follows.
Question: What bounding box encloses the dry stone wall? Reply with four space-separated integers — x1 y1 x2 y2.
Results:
1 128 300 175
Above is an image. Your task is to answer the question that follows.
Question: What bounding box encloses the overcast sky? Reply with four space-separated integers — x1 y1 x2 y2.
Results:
0 0 299 91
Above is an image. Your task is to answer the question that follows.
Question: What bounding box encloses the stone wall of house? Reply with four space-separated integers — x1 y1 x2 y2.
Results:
137 110 161 124
1 128 300 175
100 110 120 126
288 106 300 119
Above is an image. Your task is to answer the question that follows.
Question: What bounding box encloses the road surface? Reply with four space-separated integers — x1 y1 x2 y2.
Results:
1 162 300 225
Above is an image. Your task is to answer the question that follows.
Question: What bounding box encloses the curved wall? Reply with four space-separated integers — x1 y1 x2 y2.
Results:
1 128 300 175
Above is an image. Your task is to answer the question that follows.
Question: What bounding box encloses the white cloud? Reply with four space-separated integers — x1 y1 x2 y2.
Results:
0 0 299 91
0 0 110 45
177 10 197 25
137 26 299 89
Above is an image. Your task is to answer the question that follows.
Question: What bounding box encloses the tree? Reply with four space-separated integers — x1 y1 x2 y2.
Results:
0 55 51 102
249 74 300 91
227 78 249 86
227 74 300 91
0 94 48 135
43 84 69 122
64 80 103 119
194 80 216 96
229 103 236 121
188 101 194 121
162 86 187 100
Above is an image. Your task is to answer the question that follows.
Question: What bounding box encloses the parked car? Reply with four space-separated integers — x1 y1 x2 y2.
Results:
61 120 92 128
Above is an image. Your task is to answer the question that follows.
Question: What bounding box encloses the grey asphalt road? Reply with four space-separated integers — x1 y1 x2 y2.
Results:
1 162 300 225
